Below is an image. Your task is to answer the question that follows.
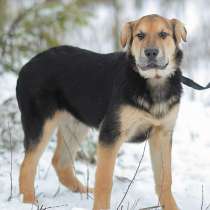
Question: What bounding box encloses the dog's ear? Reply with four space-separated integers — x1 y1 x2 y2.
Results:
120 22 133 48
170 19 187 44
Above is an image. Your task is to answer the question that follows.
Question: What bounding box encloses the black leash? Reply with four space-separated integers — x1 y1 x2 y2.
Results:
181 75 210 90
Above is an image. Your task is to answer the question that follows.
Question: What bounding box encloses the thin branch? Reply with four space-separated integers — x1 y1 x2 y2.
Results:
130 198 141 210
1 5 37 56
117 140 148 209
138 205 162 210
53 184 61 198
7 122 13 201
42 162 52 180
126 201 130 210
86 165 90 199
37 204 68 210
205 203 210 210
201 185 204 210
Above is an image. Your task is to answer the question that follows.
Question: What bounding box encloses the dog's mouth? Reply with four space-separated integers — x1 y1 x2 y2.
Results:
138 61 169 71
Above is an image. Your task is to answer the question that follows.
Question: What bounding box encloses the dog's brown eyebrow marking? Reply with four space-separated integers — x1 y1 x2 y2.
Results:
134 14 172 32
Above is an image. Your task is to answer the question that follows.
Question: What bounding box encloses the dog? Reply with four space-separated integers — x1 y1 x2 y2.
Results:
16 14 186 210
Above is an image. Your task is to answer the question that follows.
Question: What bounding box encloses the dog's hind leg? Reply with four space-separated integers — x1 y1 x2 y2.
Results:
19 113 60 203
52 113 92 193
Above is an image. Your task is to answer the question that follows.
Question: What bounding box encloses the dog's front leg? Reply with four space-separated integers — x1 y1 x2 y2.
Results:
93 140 122 210
149 127 179 210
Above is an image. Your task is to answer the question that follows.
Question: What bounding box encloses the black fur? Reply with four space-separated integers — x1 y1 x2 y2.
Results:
16 45 183 150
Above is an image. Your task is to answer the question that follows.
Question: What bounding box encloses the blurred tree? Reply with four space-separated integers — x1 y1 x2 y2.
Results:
135 0 143 8
0 0 93 74
159 0 185 15
0 0 8 32
112 0 121 50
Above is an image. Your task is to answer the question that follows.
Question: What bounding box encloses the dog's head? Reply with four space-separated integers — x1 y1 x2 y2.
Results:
120 14 187 79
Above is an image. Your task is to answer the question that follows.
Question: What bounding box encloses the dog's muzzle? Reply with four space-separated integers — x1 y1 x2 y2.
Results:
137 56 169 71
139 61 169 71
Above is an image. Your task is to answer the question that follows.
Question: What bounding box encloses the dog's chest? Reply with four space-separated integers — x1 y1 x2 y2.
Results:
134 81 179 118
119 103 179 143
150 102 170 117
135 95 178 118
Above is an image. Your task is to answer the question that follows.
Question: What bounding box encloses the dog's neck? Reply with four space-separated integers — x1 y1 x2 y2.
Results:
125 54 183 118
147 77 170 103
136 70 182 118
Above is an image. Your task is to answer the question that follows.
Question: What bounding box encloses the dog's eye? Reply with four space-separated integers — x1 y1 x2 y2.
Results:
136 32 146 40
159 31 168 39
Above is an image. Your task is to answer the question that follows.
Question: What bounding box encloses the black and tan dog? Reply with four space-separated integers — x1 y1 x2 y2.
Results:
16 14 187 210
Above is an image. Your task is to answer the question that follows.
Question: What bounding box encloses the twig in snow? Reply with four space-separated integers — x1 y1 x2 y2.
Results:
126 201 130 210
7 122 13 201
53 184 61 198
43 162 52 180
130 198 141 210
86 166 90 199
116 140 148 210
36 204 68 210
115 175 133 183
138 205 162 210
87 193 94 200
201 185 204 210
205 203 210 210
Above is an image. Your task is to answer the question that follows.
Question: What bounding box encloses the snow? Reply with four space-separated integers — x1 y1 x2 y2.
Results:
0 72 17 104
1 92 210 210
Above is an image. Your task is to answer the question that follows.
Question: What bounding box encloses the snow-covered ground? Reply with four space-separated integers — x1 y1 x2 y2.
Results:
0 71 210 210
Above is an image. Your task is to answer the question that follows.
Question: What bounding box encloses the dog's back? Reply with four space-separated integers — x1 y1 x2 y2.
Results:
16 46 127 149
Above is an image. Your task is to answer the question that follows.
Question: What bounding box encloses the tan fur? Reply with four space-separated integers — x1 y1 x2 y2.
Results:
57 112 89 166
93 104 179 210
120 15 176 55
19 112 61 203
119 103 179 128
93 102 174 209
120 14 187 80
131 15 176 59
120 22 132 48
94 140 123 210
120 14 186 53
149 126 178 210
20 111 90 203
52 129 92 193
150 96 179 118
119 105 157 140
135 95 150 110
170 18 187 43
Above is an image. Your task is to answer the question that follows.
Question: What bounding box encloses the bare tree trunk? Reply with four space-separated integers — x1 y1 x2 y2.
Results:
112 0 121 50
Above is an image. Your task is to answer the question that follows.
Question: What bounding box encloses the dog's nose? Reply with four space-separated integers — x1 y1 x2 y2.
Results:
144 48 159 59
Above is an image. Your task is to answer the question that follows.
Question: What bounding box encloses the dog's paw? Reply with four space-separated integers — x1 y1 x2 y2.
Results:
20 192 38 204
67 178 94 194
